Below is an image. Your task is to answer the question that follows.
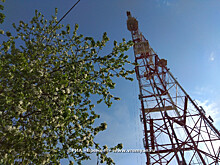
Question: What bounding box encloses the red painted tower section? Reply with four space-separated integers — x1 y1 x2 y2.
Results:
127 11 220 164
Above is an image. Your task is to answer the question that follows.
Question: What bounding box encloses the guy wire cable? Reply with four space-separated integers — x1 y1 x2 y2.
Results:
53 0 81 30
44 0 81 42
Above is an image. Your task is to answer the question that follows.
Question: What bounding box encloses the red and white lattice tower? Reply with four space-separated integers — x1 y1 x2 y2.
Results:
126 11 220 165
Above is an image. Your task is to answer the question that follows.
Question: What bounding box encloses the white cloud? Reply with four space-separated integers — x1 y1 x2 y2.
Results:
209 51 215 61
155 0 173 7
193 86 215 96
195 99 220 124
164 0 171 6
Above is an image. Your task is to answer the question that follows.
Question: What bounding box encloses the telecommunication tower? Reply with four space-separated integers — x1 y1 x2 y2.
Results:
126 11 220 164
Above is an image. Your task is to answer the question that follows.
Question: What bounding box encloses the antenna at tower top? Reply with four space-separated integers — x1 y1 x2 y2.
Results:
126 11 138 32
126 11 131 16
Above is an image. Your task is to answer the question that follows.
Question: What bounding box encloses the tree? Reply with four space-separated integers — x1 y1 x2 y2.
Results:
0 8 134 164
0 0 5 25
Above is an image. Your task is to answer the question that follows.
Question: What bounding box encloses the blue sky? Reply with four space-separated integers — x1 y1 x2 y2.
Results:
1 0 220 164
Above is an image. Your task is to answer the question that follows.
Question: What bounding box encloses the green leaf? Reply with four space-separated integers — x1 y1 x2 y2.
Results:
0 4 4 10
125 77 134 81
0 29 4 34
97 98 103 104
113 97 120 101
55 8 58 15
66 24 70 34
117 143 123 149
6 31 11 37
61 30 66 35
0 13 5 24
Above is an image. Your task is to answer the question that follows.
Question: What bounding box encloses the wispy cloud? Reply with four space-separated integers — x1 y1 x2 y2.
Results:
193 86 215 96
209 51 215 61
156 0 173 7
195 99 220 124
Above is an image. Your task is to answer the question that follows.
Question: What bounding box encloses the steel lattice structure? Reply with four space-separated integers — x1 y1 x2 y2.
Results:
126 11 220 165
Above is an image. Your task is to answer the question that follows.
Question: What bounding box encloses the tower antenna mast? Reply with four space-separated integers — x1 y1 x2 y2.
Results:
127 11 220 164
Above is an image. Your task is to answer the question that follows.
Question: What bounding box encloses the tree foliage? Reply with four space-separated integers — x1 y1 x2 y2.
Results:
0 0 6 25
0 8 134 164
